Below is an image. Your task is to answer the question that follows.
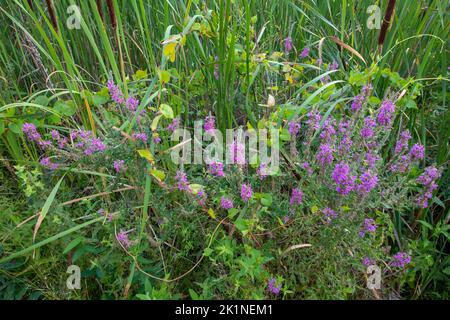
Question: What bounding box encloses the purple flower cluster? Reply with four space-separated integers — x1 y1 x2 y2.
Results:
409 143 425 161
71 130 106 155
359 218 377 237
316 143 334 166
230 140 246 165
132 132 148 143
360 117 376 139
332 162 356 195
113 160 125 173
51 129 67 148
107 79 125 105
220 197 234 210
204 115 216 134
196 190 207 206
267 278 282 296
390 252 411 268
288 120 301 136
167 118 180 132
23 123 51 149
289 188 303 206
377 100 395 126
284 36 293 53
98 208 113 222
40 157 59 170
208 161 224 177
175 170 191 192
300 47 309 58
395 130 411 154
319 118 336 142
240 184 253 202
125 97 139 112
116 230 132 248
365 152 379 169
306 111 322 132
257 163 268 180
357 170 378 195
351 95 364 112
362 257 375 267
322 207 337 222
416 166 440 208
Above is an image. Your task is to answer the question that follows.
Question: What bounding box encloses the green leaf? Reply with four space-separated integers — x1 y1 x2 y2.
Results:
54 100 77 116
137 149 154 163
150 168 165 182
63 237 84 254
160 104 174 119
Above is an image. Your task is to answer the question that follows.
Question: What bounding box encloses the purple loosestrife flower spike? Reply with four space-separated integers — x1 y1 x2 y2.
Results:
175 170 190 192
316 143 334 167
288 120 301 136
357 171 378 195
409 143 425 161
300 47 309 58
220 197 234 210
284 36 293 53
268 278 282 296
289 188 303 206
395 130 411 154
391 252 411 268
377 100 395 126
332 162 356 195
240 184 253 202
204 115 216 134
113 160 125 174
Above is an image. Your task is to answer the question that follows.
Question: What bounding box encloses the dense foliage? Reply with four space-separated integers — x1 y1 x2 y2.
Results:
0 0 448 300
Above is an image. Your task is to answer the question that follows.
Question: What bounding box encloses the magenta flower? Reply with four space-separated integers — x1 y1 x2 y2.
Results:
390 252 411 268
377 100 395 126
267 278 282 296
289 188 303 206
300 47 309 58
301 162 314 176
240 184 253 202
394 130 411 154
319 118 336 142
357 171 378 194
351 94 364 112
132 132 148 143
316 143 334 166
306 111 322 131
208 161 224 177
167 118 180 132
107 79 125 105
175 170 191 192
409 143 425 161
288 120 301 136
116 230 132 248
332 162 355 195
284 36 293 53
359 218 377 237
220 197 234 210
113 160 125 174
153 135 161 144
416 166 440 208
40 157 59 170
322 207 337 222
125 97 139 112
204 115 216 134
197 190 207 206
362 257 375 267
360 117 376 139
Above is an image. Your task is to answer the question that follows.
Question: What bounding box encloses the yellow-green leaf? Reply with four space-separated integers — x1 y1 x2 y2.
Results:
150 169 165 182
137 149 154 163
151 114 163 131
160 104 174 119
207 208 216 219
163 42 177 62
